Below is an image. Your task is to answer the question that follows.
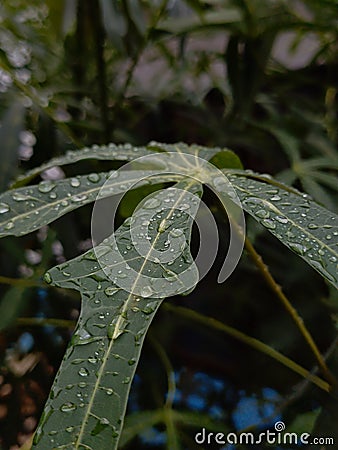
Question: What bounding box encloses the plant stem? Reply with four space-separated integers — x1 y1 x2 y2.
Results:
116 0 168 103
244 235 336 387
149 334 180 449
16 317 75 329
163 303 330 392
92 0 110 142
149 334 176 409
0 275 43 288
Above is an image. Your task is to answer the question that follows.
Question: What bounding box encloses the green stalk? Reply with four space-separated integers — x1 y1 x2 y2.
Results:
244 236 336 387
163 303 330 392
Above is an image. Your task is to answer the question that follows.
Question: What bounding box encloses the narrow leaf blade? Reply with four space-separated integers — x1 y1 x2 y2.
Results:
33 180 202 449
228 172 338 288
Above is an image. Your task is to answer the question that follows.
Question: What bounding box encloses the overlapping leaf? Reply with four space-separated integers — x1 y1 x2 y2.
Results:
227 171 338 289
32 180 202 450
1 143 234 238
11 143 155 188
11 141 222 188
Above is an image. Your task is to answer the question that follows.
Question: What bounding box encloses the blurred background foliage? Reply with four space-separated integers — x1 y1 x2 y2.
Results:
0 0 337 448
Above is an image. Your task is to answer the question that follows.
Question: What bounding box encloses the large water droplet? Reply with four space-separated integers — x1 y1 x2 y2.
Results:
12 192 31 201
105 286 118 297
78 367 89 377
270 195 281 201
255 209 270 219
5 221 14 230
88 357 98 364
88 173 100 183
261 219 276 230
72 194 88 202
288 242 306 255
60 402 77 412
70 177 81 188
141 286 153 298
275 216 288 224
0 203 10 214
38 180 56 193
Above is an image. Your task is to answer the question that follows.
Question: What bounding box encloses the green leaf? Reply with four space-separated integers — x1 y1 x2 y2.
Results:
0 286 27 331
0 170 182 238
209 149 243 170
11 143 157 188
287 408 321 434
33 180 202 450
1 143 225 237
228 171 338 289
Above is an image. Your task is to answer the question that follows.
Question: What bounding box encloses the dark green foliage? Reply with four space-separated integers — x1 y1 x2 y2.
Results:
0 1 337 449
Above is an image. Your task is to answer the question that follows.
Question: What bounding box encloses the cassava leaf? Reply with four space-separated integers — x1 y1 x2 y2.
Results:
228 171 338 289
11 141 222 188
1 143 229 238
0 170 182 238
33 179 203 450
11 143 156 188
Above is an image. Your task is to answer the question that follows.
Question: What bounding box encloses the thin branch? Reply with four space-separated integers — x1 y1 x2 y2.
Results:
149 333 176 409
244 235 336 387
93 0 110 141
16 317 75 329
0 275 43 288
163 303 330 392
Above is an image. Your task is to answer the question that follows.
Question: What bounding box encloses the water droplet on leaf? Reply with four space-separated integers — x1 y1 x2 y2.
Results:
38 180 56 193
0 203 10 214
44 272 52 284
288 242 306 255
60 402 77 412
261 219 276 230
105 286 118 297
255 209 270 219
70 177 81 188
88 173 100 183
78 367 89 377
5 221 14 230
141 286 153 298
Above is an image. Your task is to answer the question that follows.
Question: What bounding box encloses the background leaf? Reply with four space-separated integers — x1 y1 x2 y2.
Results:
0 102 25 192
